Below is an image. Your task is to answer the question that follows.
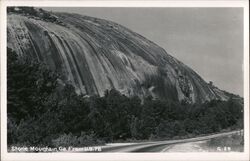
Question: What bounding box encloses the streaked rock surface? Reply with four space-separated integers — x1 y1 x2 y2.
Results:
7 9 230 103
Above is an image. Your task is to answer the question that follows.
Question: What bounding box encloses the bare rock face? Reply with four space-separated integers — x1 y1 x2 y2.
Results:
7 8 230 103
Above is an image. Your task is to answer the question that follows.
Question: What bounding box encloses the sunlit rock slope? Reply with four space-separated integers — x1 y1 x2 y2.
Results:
7 7 231 103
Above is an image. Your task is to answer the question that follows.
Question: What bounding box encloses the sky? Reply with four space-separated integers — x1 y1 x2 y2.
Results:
43 7 244 96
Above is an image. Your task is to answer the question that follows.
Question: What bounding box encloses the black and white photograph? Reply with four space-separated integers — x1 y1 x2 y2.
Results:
1 0 249 161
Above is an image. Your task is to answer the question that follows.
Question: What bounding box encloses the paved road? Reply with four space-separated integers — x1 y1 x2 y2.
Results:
101 130 242 152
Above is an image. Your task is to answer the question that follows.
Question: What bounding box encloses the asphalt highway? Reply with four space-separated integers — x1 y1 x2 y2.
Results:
101 130 242 152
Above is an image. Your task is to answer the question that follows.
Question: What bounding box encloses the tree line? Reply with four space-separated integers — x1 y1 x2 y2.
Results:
7 48 243 147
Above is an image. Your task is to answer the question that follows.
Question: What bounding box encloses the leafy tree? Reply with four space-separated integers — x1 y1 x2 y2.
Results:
7 48 59 122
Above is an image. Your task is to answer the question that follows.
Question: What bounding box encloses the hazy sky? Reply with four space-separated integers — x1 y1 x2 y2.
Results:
43 7 244 96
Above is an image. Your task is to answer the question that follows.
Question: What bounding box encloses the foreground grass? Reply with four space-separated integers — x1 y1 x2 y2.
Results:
202 132 244 152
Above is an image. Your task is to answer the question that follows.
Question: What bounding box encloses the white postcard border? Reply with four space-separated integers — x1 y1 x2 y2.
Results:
1 1 249 161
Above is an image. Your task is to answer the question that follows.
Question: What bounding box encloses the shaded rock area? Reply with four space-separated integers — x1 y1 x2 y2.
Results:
7 7 233 103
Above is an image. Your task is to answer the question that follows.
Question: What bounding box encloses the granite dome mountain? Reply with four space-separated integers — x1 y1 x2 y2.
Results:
7 7 231 103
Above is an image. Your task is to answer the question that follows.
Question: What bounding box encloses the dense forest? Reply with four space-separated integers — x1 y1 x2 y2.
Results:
7 48 243 147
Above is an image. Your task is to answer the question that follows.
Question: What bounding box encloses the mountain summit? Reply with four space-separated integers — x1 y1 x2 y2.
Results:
7 7 231 103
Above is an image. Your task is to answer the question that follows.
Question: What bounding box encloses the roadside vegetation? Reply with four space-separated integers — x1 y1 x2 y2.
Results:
202 132 244 152
7 48 243 148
